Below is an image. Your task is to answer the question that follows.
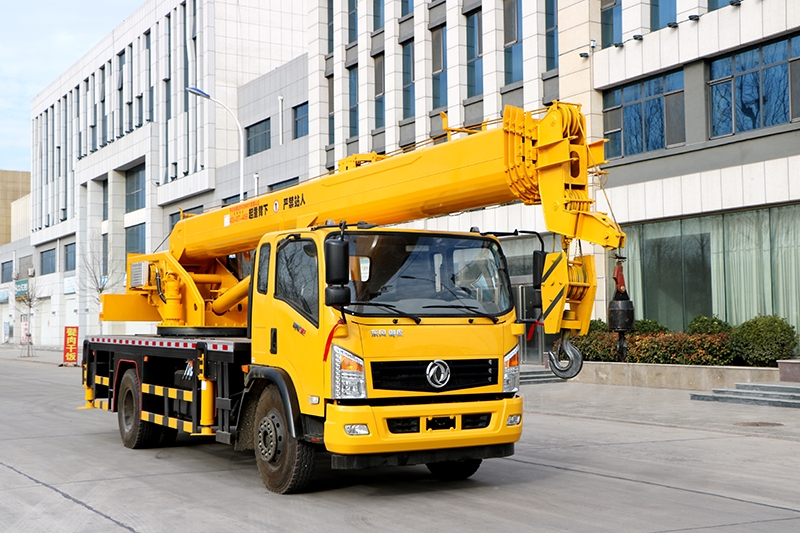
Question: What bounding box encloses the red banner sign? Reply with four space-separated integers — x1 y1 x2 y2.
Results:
63 326 79 364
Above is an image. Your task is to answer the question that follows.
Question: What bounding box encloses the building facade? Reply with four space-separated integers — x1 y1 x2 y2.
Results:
3 0 798 360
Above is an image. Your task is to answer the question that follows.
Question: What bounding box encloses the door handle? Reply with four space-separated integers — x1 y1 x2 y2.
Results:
270 328 278 354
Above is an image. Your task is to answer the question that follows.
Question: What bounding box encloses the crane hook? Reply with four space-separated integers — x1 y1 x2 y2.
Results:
548 332 583 380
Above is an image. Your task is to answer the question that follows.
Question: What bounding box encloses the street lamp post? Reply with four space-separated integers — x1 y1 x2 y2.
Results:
188 87 245 202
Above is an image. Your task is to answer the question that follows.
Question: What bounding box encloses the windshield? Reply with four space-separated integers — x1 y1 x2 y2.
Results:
334 232 514 318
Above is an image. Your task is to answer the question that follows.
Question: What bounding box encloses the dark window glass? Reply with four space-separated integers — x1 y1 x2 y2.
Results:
545 0 558 70
246 118 270 156
708 0 721 12
327 75 335 144
651 0 677 31
401 0 412 17
348 0 357 44
125 223 146 255
402 42 415 119
65 243 76 271
601 0 621 49
169 205 203 230
102 234 108 276
373 0 384 31
275 239 319 325
41 249 56 275
328 0 334 53
1 261 13 283
603 70 685 159
466 11 483 97
374 55 385 127
293 102 309 139
349 67 359 138
257 243 271 294
125 163 146 213
504 0 523 84
432 28 447 109
710 36 800 138
102 179 108 221
269 177 299 191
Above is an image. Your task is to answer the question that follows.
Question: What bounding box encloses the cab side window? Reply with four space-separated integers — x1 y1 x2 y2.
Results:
275 240 319 325
256 244 270 294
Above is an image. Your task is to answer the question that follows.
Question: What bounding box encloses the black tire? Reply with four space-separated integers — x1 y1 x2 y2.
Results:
117 369 161 449
253 385 315 494
426 459 482 481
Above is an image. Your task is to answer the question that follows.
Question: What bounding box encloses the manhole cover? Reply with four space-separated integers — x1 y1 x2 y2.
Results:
734 422 784 427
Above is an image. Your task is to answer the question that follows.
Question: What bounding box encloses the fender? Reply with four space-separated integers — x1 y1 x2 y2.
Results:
244 366 303 439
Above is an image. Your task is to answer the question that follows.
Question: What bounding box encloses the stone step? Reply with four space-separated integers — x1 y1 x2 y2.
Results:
519 368 563 385
690 392 800 408
711 388 800 402
734 382 800 394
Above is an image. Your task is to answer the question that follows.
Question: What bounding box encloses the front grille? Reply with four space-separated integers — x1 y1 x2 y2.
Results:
387 417 420 434
462 413 491 430
371 359 498 393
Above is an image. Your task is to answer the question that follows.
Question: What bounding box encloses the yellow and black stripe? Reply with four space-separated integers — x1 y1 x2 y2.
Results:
141 383 193 402
141 411 194 433
92 399 110 410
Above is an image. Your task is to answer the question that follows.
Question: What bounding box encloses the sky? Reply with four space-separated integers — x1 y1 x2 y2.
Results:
0 0 145 171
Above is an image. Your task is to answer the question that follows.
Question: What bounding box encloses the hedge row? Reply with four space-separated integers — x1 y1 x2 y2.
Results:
571 315 798 367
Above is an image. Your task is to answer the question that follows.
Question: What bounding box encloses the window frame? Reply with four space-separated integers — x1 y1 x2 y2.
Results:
504 0 523 84
125 163 146 213
349 66 359 138
64 243 76 272
293 102 309 139
41 248 56 275
402 41 415 119
466 10 484 98
246 118 271 156
274 238 320 327
374 54 386 128
431 26 447 110
601 0 622 49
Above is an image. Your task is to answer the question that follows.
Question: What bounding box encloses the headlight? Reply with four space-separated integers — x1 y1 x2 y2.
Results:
331 345 367 399
503 345 520 393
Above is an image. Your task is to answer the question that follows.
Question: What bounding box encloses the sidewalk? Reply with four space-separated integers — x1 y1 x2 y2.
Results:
0 343 68 365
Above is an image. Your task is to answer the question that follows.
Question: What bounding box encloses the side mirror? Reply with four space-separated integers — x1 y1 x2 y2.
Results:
325 286 351 307
325 237 350 285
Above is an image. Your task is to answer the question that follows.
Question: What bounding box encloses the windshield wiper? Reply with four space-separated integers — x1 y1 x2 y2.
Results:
343 302 422 324
422 304 500 323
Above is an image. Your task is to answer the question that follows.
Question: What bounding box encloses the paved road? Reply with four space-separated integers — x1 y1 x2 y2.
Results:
1 350 799 532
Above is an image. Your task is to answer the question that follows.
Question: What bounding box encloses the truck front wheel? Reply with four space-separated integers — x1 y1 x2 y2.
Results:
426 459 482 481
253 385 315 494
117 369 160 449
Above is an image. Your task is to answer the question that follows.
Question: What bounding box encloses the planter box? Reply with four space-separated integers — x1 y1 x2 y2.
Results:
572 361 779 391
778 360 800 383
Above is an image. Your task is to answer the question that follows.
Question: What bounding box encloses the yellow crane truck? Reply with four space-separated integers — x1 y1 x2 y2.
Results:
81 102 625 493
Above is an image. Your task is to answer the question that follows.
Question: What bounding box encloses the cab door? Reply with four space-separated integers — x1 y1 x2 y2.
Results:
267 235 325 417
251 238 274 364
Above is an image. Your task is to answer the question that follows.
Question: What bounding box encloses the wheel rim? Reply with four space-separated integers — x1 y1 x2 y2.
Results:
122 388 135 432
257 409 285 465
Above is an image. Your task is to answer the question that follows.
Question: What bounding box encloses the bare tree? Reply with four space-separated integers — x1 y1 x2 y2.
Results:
14 277 44 355
78 231 126 328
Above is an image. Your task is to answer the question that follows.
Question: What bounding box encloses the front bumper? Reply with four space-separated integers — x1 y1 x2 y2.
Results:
323 396 523 456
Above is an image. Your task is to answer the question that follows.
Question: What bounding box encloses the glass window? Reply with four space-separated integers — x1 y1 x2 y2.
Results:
709 35 799 138
41 249 56 275
348 0 358 44
169 205 203 231
102 179 108 221
269 177 299 191
328 0 334 54
102 233 108 277
601 0 621 49
374 55 385 128
466 10 483 97
125 223 146 255
651 0 677 31
257 243 271 294
504 0 523 84
402 42 415 119
349 66 359 138
545 0 558 71
64 243 76 272
275 239 319 325
125 163 146 213
293 102 309 139
432 27 447 109
707 0 721 11
246 118 270 156
1 261 13 283
603 71 685 159
373 0 384 31
401 0 412 17
327 76 335 144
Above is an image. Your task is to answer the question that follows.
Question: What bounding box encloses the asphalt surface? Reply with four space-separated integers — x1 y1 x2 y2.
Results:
1 345 799 532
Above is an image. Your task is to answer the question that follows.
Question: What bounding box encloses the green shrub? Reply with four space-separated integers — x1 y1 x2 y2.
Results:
687 315 732 335
729 315 799 367
588 319 608 333
634 318 670 335
570 331 618 362
628 333 733 366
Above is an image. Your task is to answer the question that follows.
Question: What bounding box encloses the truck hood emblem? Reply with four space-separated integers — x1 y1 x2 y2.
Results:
426 360 451 388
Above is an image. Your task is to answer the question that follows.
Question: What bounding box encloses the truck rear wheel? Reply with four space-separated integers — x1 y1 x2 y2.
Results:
118 369 161 449
253 385 315 494
426 459 482 481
